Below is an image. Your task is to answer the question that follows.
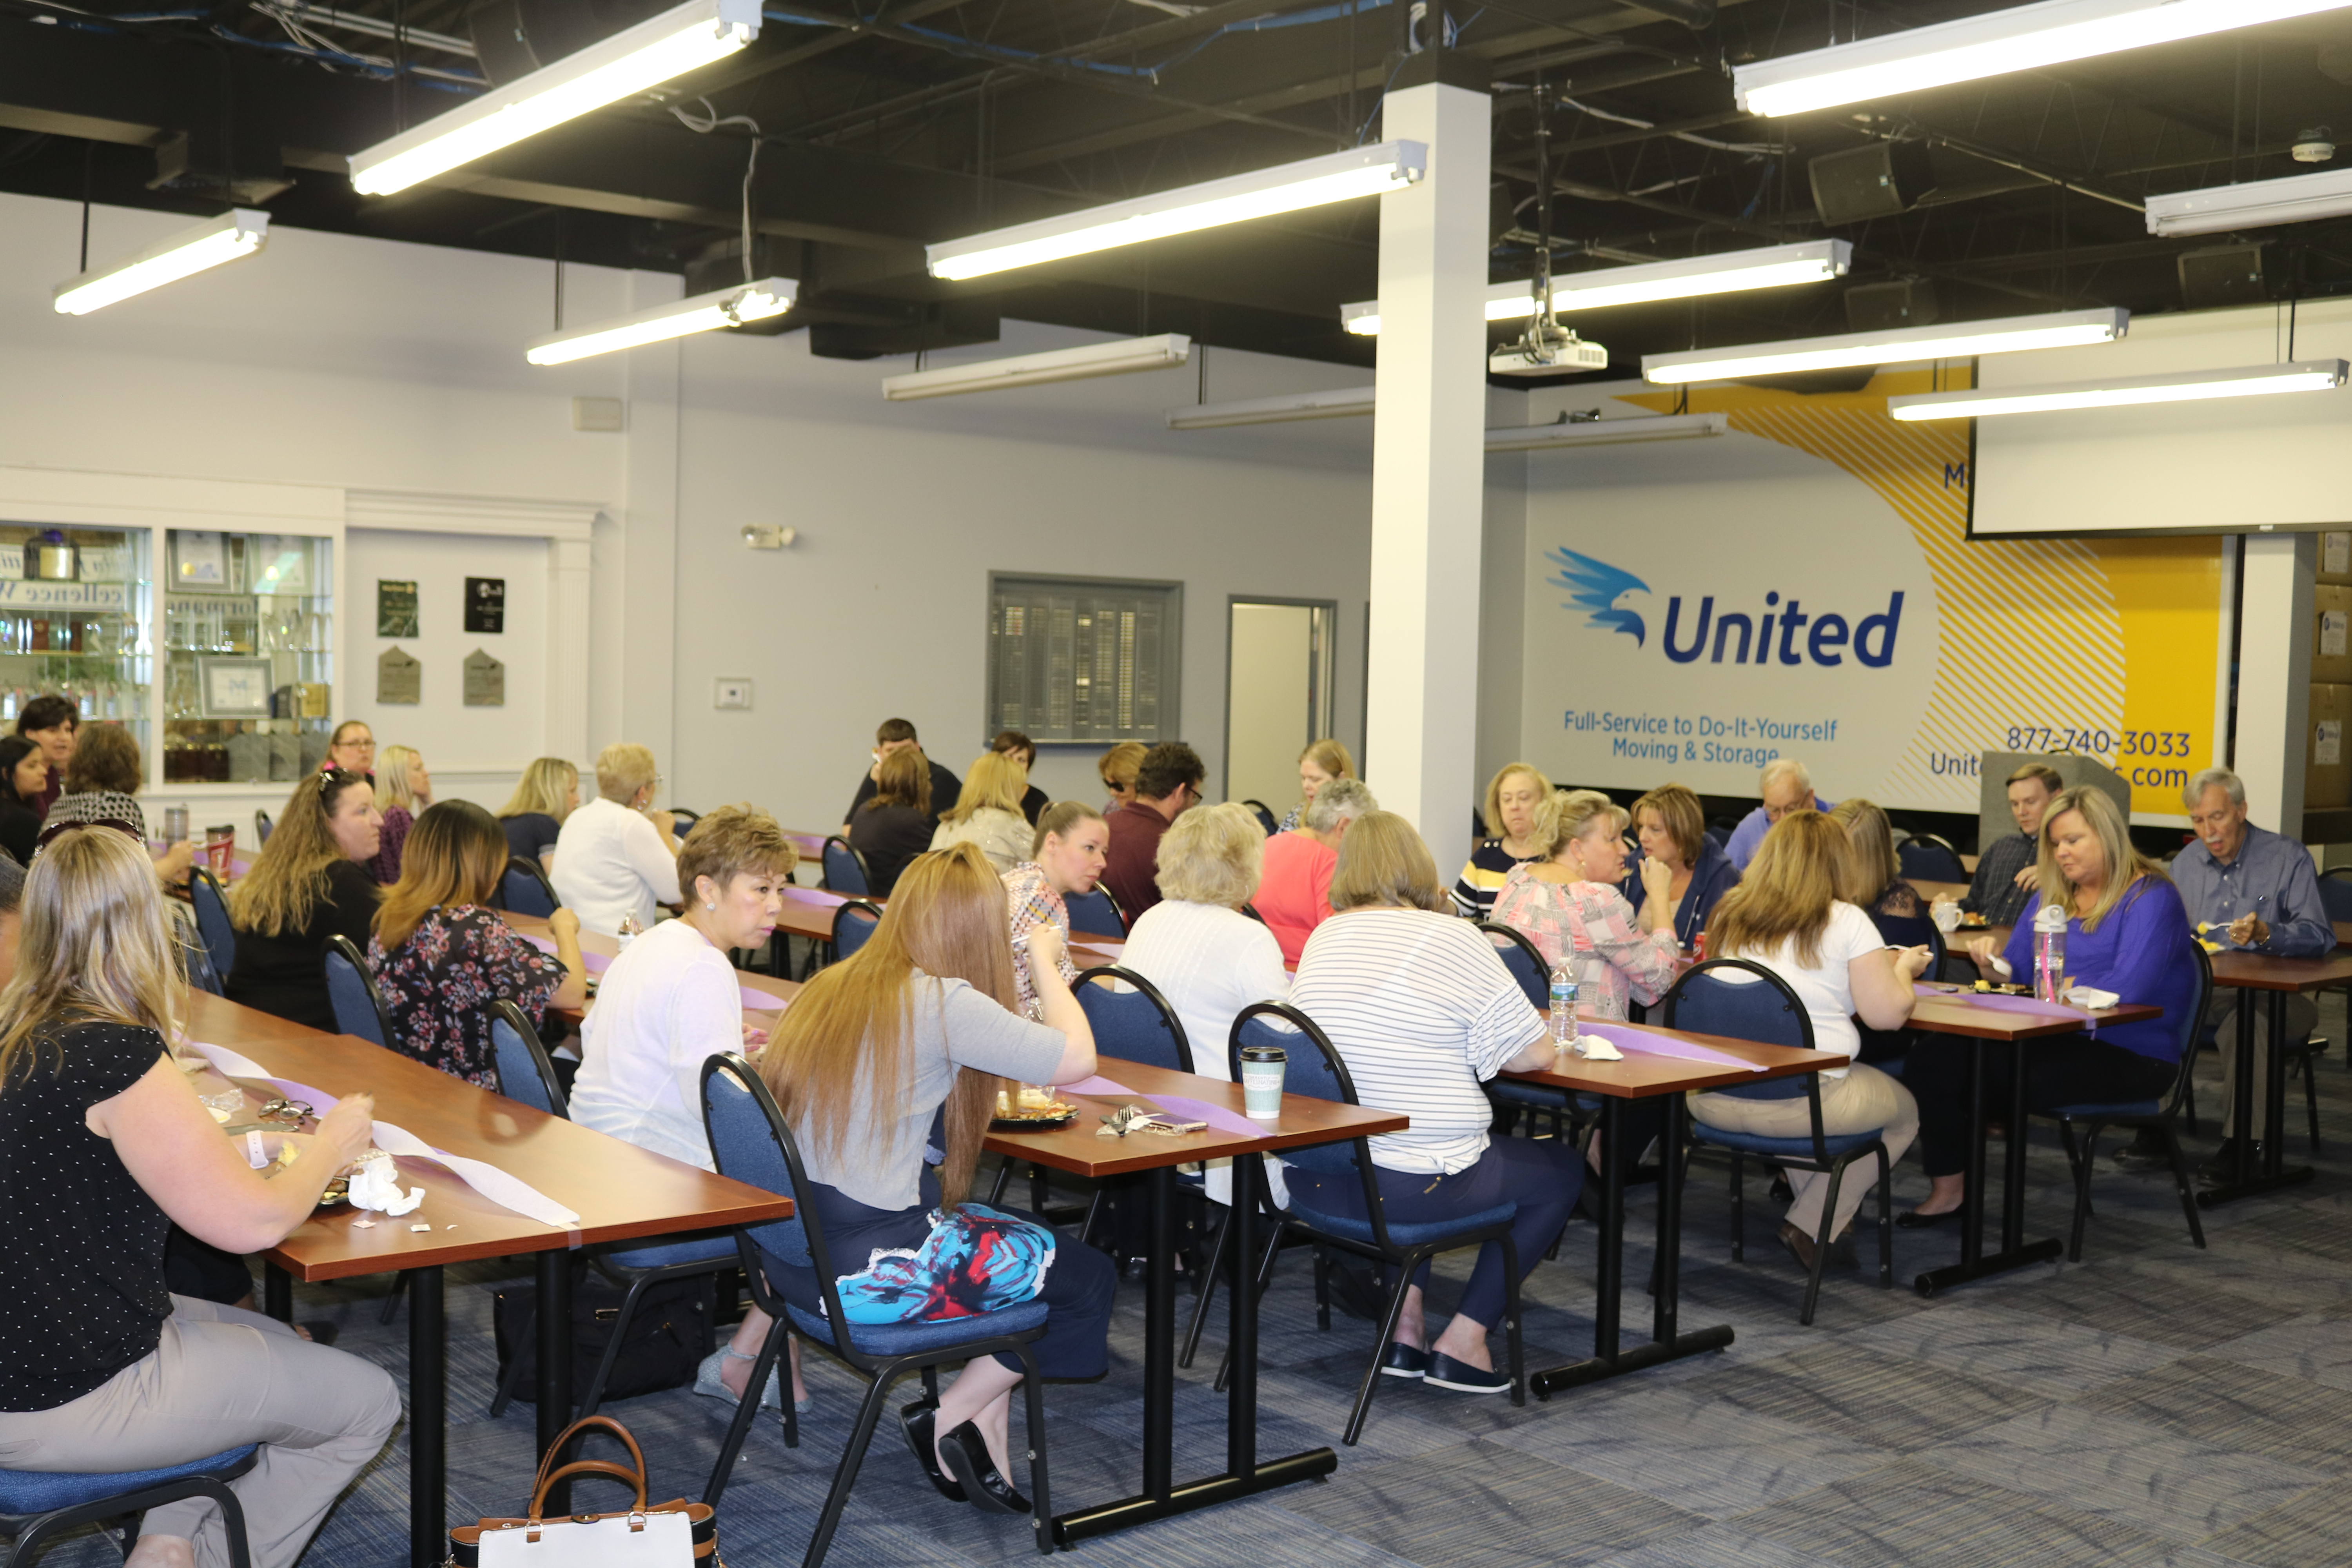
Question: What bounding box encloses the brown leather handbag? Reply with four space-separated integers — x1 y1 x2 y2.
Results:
446 1415 720 1567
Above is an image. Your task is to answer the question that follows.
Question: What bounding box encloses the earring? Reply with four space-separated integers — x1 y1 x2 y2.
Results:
704 902 716 911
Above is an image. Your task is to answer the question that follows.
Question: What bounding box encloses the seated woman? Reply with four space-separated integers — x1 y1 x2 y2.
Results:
1003 801 1110 1017
368 800 586 1088
1096 740 1145 815
573 806 805 1409
1277 738 1357 833
1122 802 1292 1205
225 768 383 1031
1688 812 1927 1268
550 742 681 937
1450 761 1552 918
1492 789 1681 1022
989 730 1051 826
757 844 1113 1513
326 719 376 779
1289 811 1577 1394
0 735 46 866
15 693 76 819
1621 783 1738 949
1258 778 1376 964
849 748 935 896
367 744 432 884
0 828 399 1568
930 752 1034 873
499 756 580 872
36 725 194 886
1907 786 2200 1225
1829 799 1933 947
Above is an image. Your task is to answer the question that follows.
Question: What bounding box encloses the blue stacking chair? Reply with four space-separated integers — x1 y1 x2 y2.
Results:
322 934 396 1049
698 1054 1053 1566
189 866 238 987
253 809 272 844
485 1001 739 1421
820 835 871 897
499 855 561 918
1062 884 1125 938
831 899 882 962
1475 922 1600 1147
1217 1002 1524 1445
1669 958 1893 1327
2038 943 2212 1262
1241 799 1281 837
1070 964 1194 1073
1896 833 1965 883
0 1447 258 1568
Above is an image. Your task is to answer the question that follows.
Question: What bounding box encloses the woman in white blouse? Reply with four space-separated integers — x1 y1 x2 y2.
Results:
549 743 681 936
929 753 1034 873
1287 812 1575 1395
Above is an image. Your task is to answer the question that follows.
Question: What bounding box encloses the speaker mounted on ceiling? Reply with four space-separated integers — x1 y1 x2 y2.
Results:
2177 244 2267 311
1844 279 1940 333
1808 141 1937 227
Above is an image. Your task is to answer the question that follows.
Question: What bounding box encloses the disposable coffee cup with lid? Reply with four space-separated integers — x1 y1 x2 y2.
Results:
1238 1042 1287 1119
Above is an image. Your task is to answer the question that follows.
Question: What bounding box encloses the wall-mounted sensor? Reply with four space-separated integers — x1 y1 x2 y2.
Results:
714 678 753 710
742 524 797 550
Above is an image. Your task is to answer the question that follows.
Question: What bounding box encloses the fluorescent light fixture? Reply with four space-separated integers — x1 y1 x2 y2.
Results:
1641 307 2128 385
52 209 269 315
1486 413 1730 450
526 277 795 365
1166 386 1376 428
884 334 1191 400
2145 166 2352 236
1734 0 2352 118
349 0 760 195
927 143 1424 282
1888 359 2348 420
1341 241 1851 336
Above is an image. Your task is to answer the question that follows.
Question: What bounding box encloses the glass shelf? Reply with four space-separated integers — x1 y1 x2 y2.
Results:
161 530 334 785
0 525 151 748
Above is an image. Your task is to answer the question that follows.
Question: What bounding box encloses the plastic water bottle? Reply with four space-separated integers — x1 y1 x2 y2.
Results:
616 911 642 951
2032 903 2068 1002
1549 960 1580 1047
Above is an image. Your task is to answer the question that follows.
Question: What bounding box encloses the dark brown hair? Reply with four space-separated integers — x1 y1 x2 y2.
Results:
65 724 141 796
867 748 931 816
374 800 506 952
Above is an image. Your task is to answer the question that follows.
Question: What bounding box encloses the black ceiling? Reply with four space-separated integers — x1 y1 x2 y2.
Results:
4 0 2351 378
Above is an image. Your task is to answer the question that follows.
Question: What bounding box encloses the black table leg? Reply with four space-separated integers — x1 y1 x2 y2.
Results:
408 1266 445 1568
536 1249 574 1516
263 1262 292 1324
2002 1040 2029 1253
1532 1093 1731 1397
1049 1154 1333 1547
1916 1039 2060 1295
1962 1039 1987 1267
2200 985 2316 1206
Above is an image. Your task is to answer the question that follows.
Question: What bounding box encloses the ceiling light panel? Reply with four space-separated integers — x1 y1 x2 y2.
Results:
1485 413 1730 450
1340 241 1850 336
2145 166 2352 236
1641 308 2129 384
526 277 795 365
1165 386 1377 428
1887 360 2348 420
884 335 1192 399
53 209 269 315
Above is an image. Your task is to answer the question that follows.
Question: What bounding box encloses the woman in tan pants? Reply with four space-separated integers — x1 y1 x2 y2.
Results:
0 829 399 1568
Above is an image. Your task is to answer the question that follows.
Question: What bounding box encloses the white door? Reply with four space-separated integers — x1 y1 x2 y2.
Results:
1225 600 1334 811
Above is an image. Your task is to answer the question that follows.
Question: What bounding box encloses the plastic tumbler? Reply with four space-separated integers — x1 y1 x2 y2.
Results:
204 826 236 877
1238 1042 1287 1119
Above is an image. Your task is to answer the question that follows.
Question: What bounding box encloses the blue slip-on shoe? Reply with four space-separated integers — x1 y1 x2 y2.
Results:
1425 1352 1511 1394
1380 1343 1431 1380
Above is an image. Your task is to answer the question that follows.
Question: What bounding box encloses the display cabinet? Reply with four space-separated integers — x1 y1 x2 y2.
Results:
160 530 335 784
0 525 152 748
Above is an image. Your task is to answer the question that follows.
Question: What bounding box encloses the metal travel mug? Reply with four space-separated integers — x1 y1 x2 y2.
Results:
163 806 189 844
1238 1042 1287 1119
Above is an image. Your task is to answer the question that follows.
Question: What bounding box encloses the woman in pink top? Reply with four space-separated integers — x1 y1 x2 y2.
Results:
1254 778 1377 964
1489 789 1679 1018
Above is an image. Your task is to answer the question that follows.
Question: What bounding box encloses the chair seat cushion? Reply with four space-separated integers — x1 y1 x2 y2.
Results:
604 1232 742 1270
1690 1125 1885 1161
0 1446 258 1516
784 1297 1049 1356
1289 1200 1517 1248
2049 1101 2160 1119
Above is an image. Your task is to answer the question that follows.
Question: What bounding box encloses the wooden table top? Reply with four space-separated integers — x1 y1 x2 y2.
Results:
782 829 831 860
1907 878 1973 904
184 992 791 1282
1498 1019 1844 1099
2208 949 2352 993
1907 981 2162 1040
985 1057 1405 1179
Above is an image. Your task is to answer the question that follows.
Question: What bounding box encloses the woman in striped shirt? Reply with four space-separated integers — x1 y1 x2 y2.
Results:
1288 812 1578 1395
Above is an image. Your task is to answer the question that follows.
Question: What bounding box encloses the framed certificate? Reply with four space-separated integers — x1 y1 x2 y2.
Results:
197 655 274 719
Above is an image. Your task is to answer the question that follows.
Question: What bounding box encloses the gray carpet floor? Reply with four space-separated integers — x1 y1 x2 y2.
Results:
42 1001 2352 1567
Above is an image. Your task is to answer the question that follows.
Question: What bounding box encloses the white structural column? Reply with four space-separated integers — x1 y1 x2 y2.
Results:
2236 532 2316 841
1366 60 1492 876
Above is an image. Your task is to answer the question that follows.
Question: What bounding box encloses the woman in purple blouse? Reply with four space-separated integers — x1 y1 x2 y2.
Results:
1900 786 2200 1227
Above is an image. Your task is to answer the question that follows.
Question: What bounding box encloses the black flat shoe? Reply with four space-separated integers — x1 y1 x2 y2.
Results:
1895 1207 1957 1229
898 1400 966 1503
1776 1222 1820 1272
936 1421 1030 1516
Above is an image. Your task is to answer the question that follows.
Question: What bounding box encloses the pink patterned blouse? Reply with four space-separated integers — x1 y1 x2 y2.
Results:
1488 863 1681 1018
1002 861 1077 1019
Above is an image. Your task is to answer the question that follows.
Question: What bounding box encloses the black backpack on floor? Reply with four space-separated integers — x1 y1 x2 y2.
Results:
492 1258 709 1405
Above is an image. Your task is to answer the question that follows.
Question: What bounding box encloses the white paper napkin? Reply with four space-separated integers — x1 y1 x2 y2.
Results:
2063 985 2119 1011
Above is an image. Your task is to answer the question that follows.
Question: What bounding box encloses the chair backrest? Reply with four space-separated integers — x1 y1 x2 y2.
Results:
189 867 238 979
1474 920 1552 1011
1242 799 1280 837
1229 1001 1396 1246
489 998 568 1117
1661 957 1820 1105
322 933 397 1049
2160 942 2217 1116
1072 965 1195 1073
499 855 561 918
831 898 883 959
254 808 272 844
822 835 871 896
1063 885 1125 938
1896 836 1965 883
2318 866 2352 923
670 807 701 833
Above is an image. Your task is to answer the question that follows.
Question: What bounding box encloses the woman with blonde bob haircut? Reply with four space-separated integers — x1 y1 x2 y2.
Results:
550 742 681 936
754 844 1113 1516
368 800 585 1089
1289 811 1578 1394
225 768 383 1030
1452 761 1553 917
930 751 1034 872
1690 812 1926 1270
367 743 432 884
0 828 400 1568
499 756 580 870
1907 787 2200 1226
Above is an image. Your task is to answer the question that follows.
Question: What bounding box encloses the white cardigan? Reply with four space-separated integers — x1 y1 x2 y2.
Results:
930 808 1032 873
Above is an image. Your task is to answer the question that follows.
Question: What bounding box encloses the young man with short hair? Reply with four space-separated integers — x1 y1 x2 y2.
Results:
1100 742 1204 922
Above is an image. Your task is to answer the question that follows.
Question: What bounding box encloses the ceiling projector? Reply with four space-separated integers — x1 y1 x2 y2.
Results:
1490 319 1608 377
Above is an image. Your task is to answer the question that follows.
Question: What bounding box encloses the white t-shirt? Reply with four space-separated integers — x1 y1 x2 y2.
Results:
571 917 741 1171
1714 900 1884 1074
549 797 682 937
1289 907 1548 1175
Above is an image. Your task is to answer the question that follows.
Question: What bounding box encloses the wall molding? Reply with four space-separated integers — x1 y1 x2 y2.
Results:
0 463 343 532
345 488 604 543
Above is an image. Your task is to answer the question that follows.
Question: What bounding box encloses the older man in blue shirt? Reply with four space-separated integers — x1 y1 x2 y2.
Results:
2160 768 2332 1172
1724 758 1835 871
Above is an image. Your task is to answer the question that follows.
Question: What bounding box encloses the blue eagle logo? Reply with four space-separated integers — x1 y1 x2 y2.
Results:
1547 546 1652 648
